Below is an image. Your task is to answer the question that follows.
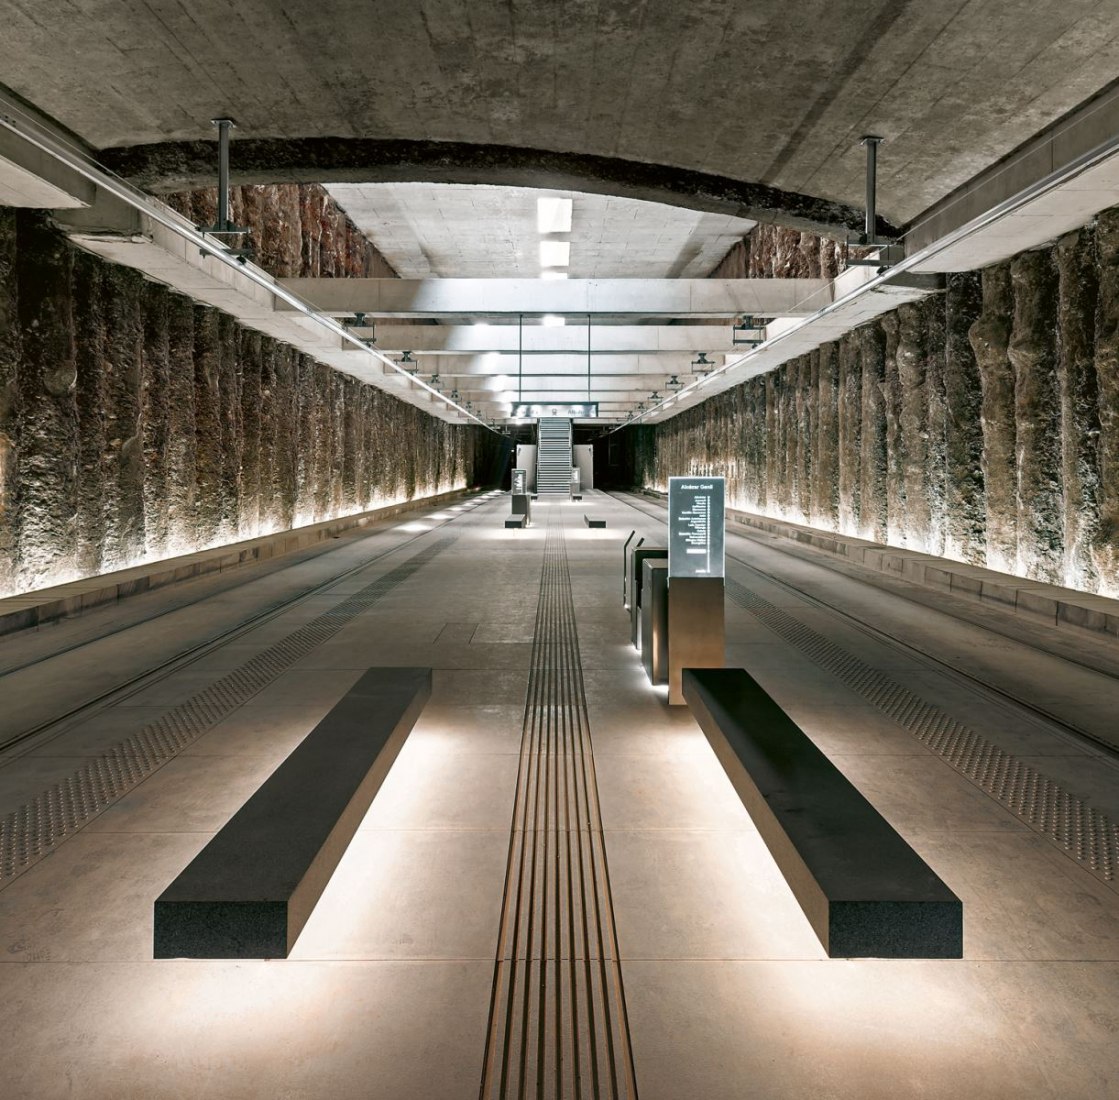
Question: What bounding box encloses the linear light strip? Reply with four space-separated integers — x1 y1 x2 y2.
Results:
617 124 1119 432
0 96 494 431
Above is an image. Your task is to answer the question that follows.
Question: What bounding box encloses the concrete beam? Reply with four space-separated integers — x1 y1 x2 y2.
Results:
906 83 1119 273
50 189 461 423
0 127 94 208
344 353 726 376
363 324 753 354
277 278 831 319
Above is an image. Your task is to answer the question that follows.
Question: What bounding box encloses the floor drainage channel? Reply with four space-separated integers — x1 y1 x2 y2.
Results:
480 511 638 1100
726 576 1119 885
0 536 456 885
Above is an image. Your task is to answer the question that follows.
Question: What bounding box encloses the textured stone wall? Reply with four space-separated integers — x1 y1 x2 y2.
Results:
709 223 851 280
624 210 1119 596
0 196 488 597
162 182 397 280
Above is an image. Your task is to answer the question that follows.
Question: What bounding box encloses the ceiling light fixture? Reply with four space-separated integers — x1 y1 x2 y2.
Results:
691 352 713 373
539 240 571 267
541 314 566 327
537 196 573 234
666 375 682 389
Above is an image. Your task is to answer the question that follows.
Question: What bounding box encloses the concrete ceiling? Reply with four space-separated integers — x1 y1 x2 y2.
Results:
3 1 1118 228
324 183 756 278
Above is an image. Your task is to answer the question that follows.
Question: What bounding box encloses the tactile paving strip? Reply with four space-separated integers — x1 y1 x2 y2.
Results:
726 576 1119 883
480 513 638 1100
0 536 456 884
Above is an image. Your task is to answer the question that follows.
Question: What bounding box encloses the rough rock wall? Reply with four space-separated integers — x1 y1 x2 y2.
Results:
0 205 487 597
709 224 851 280
163 182 398 280
624 210 1119 596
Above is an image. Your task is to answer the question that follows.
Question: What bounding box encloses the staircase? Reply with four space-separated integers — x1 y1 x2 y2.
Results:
535 418 573 497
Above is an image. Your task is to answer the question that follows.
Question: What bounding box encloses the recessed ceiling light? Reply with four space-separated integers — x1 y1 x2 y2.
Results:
537 197 573 234
540 270 569 280
541 315 566 327
539 240 570 267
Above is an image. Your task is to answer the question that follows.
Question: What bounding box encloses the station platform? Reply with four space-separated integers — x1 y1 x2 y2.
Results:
2 489 1119 1099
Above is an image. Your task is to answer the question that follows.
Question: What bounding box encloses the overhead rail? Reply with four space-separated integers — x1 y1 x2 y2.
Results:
619 112 1119 430
0 92 493 431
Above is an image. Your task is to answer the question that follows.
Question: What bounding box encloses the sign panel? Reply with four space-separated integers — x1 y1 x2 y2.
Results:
512 402 599 419
511 468 527 495
668 476 725 579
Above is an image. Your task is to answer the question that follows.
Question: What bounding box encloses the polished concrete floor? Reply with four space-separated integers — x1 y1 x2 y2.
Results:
2 490 1119 1098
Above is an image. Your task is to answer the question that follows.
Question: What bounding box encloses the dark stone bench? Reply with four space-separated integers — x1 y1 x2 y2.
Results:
584 514 606 528
682 667 962 958
154 667 432 959
505 515 526 528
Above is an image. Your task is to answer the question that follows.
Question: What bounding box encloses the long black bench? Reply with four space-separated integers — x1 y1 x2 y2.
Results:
154 667 432 959
683 667 962 958
584 514 606 528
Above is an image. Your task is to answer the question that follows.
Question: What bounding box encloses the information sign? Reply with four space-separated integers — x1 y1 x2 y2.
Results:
668 476 725 579
511 468 527 495
512 402 599 419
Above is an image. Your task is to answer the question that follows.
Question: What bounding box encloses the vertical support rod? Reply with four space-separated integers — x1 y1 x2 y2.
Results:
212 117 235 233
587 312 592 402
861 135 882 245
518 313 523 402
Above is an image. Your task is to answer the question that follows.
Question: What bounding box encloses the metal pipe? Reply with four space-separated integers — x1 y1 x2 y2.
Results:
212 118 234 231
862 135 882 244
617 124 1119 432
0 100 491 430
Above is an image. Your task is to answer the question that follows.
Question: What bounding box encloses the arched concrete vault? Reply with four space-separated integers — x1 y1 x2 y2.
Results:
3 0 1117 236
99 138 887 240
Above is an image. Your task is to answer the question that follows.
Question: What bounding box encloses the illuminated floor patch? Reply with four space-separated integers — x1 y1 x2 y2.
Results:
726 577 1119 884
0 536 456 884
480 512 638 1099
